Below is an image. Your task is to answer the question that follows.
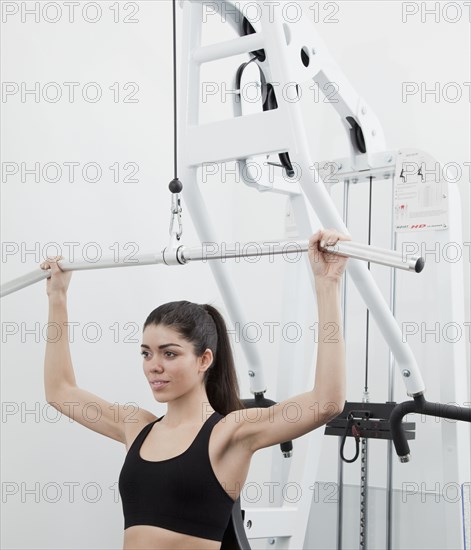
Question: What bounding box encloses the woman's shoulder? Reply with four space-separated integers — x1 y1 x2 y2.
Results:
123 408 160 451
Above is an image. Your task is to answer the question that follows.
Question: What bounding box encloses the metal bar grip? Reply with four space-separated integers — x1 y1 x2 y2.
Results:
183 239 425 273
1 254 163 298
321 241 425 273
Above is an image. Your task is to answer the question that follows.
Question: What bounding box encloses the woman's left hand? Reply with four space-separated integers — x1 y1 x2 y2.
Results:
308 229 351 283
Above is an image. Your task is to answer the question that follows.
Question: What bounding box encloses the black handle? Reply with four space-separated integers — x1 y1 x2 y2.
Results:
242 394 293 457
390 395 471 462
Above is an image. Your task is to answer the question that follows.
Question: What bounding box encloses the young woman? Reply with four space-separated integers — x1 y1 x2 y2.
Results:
41 229 350 550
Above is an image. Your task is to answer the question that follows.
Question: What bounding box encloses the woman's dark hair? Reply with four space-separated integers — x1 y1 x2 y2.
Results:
143 301 244 416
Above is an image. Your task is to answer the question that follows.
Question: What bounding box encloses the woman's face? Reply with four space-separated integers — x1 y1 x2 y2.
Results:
141 324 213 402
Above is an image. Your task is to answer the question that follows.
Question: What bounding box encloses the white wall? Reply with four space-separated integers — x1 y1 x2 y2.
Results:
1 1 469 549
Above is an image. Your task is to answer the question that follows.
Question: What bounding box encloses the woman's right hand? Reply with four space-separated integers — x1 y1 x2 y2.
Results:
40 256 72 297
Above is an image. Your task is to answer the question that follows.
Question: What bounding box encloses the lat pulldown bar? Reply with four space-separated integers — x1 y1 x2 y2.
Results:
0 239 424 298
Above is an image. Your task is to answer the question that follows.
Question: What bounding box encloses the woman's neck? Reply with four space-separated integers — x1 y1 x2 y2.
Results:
160 388 215 427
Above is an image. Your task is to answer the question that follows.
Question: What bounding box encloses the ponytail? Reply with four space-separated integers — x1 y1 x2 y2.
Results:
202 304 245 415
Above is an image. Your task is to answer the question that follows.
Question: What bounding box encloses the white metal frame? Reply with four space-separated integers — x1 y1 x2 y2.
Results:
180 0 423 400
177 1 468 547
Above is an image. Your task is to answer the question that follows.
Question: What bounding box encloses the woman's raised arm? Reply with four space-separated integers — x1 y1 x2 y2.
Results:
41 257 156 445
224 229 350 454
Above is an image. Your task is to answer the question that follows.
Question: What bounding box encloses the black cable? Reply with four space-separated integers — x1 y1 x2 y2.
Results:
168 0 182 195
172 0 178 180
364 175 373 393
340 413 360 463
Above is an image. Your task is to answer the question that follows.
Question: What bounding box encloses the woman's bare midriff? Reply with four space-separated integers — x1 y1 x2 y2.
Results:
123 525 221 550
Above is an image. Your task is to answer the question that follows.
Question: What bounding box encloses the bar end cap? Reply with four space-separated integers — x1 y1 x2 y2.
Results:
415 257 425 273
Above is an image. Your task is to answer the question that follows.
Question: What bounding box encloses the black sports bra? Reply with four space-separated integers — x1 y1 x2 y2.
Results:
118 411 236 541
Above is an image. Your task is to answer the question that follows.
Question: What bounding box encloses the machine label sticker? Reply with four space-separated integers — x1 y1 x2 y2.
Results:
394 149 448 232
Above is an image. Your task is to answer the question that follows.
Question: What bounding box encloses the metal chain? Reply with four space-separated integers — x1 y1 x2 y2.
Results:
359 437 368 549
